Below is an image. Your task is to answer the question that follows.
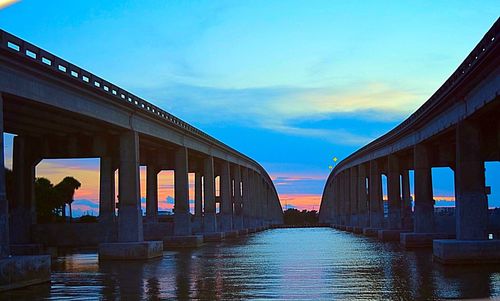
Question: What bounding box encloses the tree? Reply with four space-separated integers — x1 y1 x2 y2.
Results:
35 177 57 222
53 177 81 221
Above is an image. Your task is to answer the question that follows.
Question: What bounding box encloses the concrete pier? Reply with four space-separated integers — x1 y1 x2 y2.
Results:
99 131 163 260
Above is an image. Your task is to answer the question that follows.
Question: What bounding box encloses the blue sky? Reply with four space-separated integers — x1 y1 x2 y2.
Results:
1 1 499 210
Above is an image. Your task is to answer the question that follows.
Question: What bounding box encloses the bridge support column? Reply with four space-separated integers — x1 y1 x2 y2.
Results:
219 161 233 232
364 160 383 236
356 164 368 231
379 155 408 241
401 169 413 230
434 121 496 263
233 165 244 230
0 94 50 291
401 144 450 248
10 136 37 245
242 168 252 229
202 157 217 232
192 172 203 233
145 165 159 224
98 156 116 243
99 131 163 259
349 167 358 230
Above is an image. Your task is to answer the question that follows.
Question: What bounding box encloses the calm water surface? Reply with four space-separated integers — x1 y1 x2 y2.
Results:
3 228 500 300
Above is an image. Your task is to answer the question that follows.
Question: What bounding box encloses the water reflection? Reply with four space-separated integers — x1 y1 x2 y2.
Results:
2 228 500 300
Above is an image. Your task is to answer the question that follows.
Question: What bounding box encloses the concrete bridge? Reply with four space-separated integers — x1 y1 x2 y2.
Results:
319 19 500 264
0 29 283 290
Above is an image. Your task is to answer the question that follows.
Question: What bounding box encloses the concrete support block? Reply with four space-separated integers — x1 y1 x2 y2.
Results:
10 244 57 258
0 255 51 292
378 229 410 242
163 235 203 248
363 227 381 237
99 241 163 260
433 240 500 264
238 229 249 236
400 232 454 249
353 227 363 234
203 232 225 242
224 230 239 239
203 214 217 233
345 226 353 232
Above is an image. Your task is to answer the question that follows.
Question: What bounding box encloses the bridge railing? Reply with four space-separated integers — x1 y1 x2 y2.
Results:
330 18 499 177
0 29 280 195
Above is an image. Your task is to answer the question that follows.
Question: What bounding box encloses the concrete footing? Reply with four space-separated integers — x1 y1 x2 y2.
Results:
363 228 381 237
433 240 500 264
378 229 410 242
238 229 249 236
99 241 163 260
352 227 363 234
163 235 204 248
338 225 347 231
345 226 353 232
0 255 51 292
401 233 455 248
224 230 239 239
203 232 225 242
10 244 57 258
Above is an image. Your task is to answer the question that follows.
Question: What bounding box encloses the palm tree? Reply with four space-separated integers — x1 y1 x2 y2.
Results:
53 177 81 221
35 177 57 222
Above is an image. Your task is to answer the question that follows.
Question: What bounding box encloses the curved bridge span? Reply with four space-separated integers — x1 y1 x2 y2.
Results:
319 19 500 264
0 28 282 271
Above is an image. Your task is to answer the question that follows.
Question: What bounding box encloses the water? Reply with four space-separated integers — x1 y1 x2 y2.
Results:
3 228 500 300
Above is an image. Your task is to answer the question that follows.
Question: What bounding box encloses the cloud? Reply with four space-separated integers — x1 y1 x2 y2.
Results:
137 81 422 146
279 193 322 211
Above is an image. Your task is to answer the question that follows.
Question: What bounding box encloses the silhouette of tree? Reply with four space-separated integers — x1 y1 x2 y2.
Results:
53 177 81 222
35 177 57 222
283 208 319 225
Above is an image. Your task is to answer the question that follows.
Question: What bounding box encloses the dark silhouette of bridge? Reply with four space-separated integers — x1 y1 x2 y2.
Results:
319 19 500 264
0 29 283 290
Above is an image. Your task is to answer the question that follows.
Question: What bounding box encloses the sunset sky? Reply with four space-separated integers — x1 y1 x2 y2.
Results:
1 1 500 215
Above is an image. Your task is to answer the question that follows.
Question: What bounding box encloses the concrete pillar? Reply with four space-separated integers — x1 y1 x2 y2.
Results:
219 161 233 231
455 121 487 240
414 144 434 233
193 171 202 230
0 95 8 257
11 136 36 244
174 147 191 236
358 164 368 227
387 155 401 229
99 156 116 224
203 156 217 232
145 165 159 223
118 131 143 242
344 170 351 225
401 169 412 230
233 165 243 229
369 160 383 228
241 168 249 227
350 167 358 226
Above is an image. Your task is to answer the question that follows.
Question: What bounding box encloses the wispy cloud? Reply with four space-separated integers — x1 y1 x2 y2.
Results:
137 81 422 146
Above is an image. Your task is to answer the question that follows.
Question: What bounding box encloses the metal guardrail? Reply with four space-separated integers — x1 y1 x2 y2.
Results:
0 29 281 202
331 18 500 177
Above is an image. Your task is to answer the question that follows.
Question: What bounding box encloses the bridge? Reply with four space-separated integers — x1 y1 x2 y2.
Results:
319 19 500 264
0 30 283 290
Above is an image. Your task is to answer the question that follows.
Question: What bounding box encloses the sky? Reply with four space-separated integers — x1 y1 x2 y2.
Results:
1 1 499 215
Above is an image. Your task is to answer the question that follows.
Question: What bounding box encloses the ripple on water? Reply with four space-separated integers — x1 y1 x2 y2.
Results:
1 227 500 300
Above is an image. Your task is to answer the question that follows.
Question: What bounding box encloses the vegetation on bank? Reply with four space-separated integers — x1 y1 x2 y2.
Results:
283 208 319 225
5 168 82 223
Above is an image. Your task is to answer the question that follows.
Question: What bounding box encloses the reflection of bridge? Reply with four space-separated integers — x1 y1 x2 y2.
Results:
319 19 500 264
0 30 282 290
